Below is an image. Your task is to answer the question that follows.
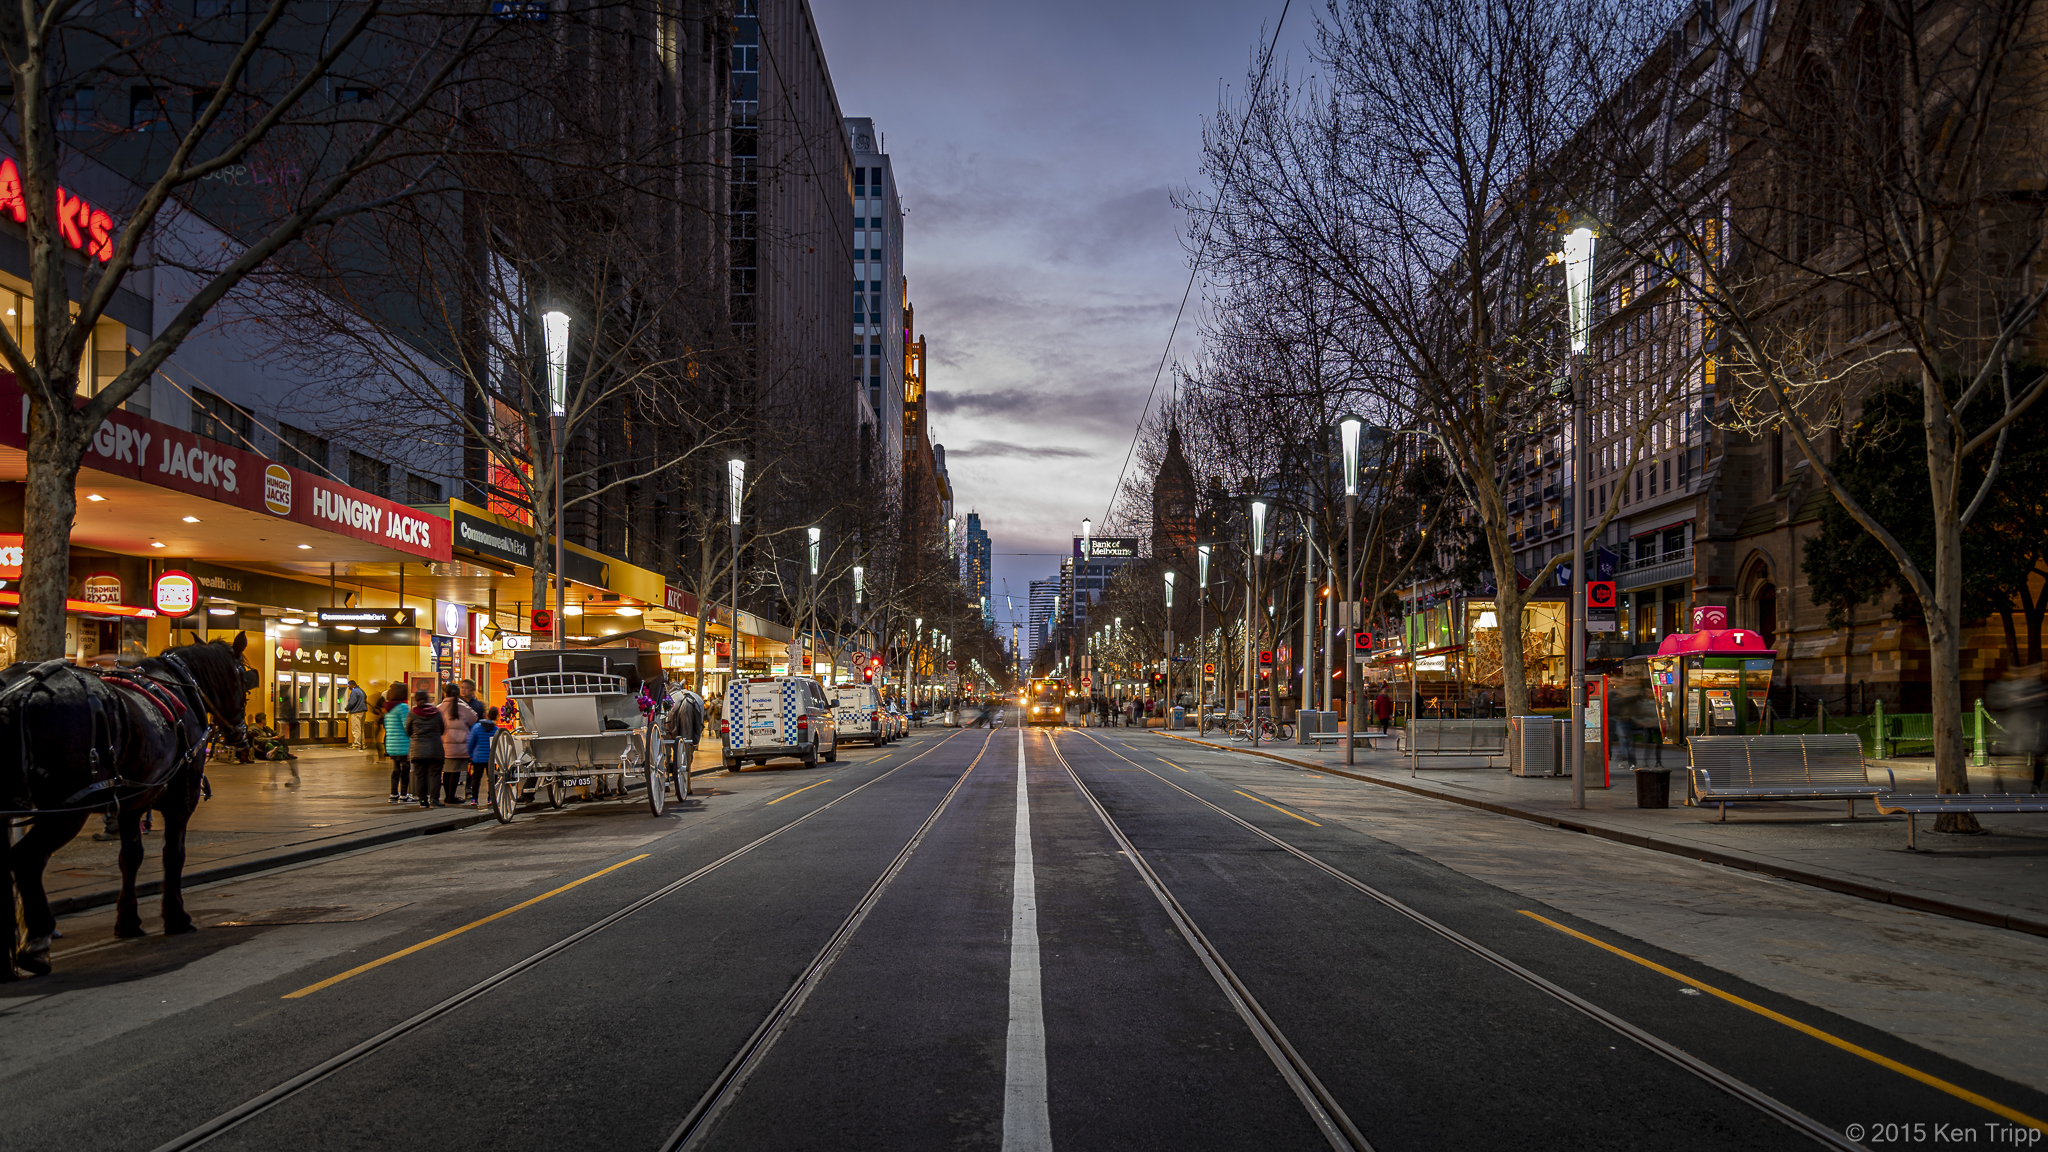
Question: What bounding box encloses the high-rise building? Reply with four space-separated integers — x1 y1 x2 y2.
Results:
1028 578 1061 663
846 118 906 489
964 511 992 627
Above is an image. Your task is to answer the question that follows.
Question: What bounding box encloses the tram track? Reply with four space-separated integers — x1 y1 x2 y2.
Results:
147 729 987 1152
1060 728 1862 1152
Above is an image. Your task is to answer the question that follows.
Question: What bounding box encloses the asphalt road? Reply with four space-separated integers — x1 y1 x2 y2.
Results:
3 725 2044 1151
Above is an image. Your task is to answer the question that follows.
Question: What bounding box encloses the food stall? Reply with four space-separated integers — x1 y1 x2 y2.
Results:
1647 628 1777 743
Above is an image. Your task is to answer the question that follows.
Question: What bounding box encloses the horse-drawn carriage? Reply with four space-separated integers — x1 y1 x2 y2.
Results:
487 648 700 824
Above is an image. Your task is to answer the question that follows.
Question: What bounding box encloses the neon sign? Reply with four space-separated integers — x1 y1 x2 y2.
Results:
0 158 113 262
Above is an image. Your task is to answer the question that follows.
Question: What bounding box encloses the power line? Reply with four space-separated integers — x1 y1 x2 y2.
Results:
1100 0 1293 527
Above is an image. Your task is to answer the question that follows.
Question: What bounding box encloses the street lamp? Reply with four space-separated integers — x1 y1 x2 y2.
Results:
806 526 821 678
1339 413 1365 762
1197 542 1212 732
727 456 744 677
1560 225 1598 809
1163 569 1176 720
543 310 570 649
1073 517 1092 705
1242 493 1269 749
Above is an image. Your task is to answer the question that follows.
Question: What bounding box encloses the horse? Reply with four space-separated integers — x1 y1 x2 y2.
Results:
660 688 706 799
0 633 251 979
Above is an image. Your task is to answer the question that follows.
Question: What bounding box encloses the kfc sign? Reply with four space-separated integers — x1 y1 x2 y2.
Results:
0 158 113 262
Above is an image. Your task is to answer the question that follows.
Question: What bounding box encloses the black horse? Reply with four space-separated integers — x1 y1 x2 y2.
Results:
0 633 251 979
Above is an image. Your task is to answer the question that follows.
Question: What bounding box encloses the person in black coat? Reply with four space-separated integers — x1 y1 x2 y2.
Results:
406 691 447 809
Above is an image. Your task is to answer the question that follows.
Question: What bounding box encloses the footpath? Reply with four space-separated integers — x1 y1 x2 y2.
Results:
1148 727 2048 939
40 740 736 917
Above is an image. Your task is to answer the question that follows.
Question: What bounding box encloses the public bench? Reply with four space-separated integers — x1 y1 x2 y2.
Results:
1395 718 1508 757
1874 771 2048 849
1686 734 1878 821
1307 728 1399 749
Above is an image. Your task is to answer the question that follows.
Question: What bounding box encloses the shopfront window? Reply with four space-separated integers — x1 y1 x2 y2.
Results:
1464 599 1568 690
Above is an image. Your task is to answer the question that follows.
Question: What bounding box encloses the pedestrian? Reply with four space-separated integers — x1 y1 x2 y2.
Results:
459 677 487 720
342 678 369 749
1633 694 1665 766
1612 691 1639 768
275 677 298 745
1989 665 2046 793
381 684 411 802
1372 689 1395 734
466 706 499 807
437 683 477 807
407 689 446 809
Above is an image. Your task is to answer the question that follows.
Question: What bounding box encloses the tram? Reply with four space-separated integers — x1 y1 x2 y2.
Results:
1025 678 1068 726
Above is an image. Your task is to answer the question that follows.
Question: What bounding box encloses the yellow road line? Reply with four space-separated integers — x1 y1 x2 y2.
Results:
767 778 833 805
1158 758 1188 772
284 855 649 999
1518 910 2047 1133
1232 789 1321 826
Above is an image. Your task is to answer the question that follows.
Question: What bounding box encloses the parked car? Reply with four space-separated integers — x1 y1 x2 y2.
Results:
721 677 838 769
830 684 891 746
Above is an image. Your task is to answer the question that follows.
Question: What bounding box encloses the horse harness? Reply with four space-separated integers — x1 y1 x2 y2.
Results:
0 655 221 814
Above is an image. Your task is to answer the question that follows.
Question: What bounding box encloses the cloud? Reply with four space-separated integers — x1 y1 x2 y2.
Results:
951 439 1093 460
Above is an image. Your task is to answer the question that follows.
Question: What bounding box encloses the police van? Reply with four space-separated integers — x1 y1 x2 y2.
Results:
722 677 838 769
829 683 891 746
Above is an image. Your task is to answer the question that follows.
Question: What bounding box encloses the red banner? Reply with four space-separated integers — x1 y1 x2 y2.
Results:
0 376 450 560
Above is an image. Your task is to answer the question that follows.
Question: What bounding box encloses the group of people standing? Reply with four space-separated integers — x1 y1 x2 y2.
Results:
372 679 502 809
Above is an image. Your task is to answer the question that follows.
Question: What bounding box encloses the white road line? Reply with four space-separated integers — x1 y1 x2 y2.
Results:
1003 727 1053 1151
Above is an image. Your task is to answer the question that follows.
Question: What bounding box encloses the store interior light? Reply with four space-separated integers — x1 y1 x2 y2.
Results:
86 494 105 502
1476 611 1499 630
335 624 356 631
182 516 200 523
358 627 380 634
150 541 164 548
562 604 583 616
296 544 312 550
208 606 235 616
616 606 642 617
280 615 304 625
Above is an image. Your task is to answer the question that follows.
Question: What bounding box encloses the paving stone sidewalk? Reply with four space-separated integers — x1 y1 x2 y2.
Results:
37 740 735 916
1148 728 2048 937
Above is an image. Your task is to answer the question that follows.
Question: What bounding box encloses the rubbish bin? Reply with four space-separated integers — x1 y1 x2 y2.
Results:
1634 767 1671 809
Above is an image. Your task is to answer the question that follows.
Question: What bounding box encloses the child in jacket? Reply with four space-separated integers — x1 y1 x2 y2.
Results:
466 707 499 806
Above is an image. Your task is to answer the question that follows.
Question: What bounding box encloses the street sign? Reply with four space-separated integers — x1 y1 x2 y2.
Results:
1354 630 1373 653
531 608 553 634
946 659 958 672
1204 662 1215 675
852 650 867 664
1587 580 1619 634
1258 650 1273 666
1081 675 1092 689
1586 581 1617 609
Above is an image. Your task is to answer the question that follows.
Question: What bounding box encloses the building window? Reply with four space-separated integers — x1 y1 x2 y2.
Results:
129 87 166 131
191 389 252 447
193 0 232 17
405 473 441 505
336 87 373 104
348 450 388 498
58 87 95 131
277 424 330 475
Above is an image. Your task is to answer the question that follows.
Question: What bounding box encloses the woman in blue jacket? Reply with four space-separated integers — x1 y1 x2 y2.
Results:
381 684 412 802
464 707 498 806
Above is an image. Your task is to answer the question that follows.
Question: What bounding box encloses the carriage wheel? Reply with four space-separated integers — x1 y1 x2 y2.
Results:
493 773 518 824
675 742 693 802
544 774 563 809
644 752 667 817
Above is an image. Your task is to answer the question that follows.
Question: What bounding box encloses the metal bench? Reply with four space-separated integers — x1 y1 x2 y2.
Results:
1686 734 1878 821
1308 728 1398 749
1874 770 2048 849
1396 718 1508 757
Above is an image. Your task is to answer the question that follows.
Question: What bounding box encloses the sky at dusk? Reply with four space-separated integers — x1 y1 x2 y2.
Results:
809 0 1313 648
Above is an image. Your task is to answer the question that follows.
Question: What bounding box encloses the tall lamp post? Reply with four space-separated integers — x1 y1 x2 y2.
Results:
1197 543 1211 732
727 456 744 677
1338 414 1364 763
1073 517 1091 711
1561 226 1597 810
806 526 821 679
542 310 570 649
1243 494 1269 750
1163 569 1176 720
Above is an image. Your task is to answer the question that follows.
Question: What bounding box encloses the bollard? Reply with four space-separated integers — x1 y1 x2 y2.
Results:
1873 696 1887 760
1971 698 1989 768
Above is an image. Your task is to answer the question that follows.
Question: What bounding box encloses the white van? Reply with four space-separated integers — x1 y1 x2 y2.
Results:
722 677 838 769
830 684 890 746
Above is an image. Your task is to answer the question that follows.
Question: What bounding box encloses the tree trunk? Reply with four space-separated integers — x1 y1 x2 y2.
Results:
19 404 84 661
1926 377 1978 832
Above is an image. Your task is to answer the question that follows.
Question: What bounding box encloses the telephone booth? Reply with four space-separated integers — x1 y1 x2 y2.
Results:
1647 629 1776 743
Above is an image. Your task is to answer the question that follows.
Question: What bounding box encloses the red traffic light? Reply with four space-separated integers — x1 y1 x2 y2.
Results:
1587 581 1617 610
531 608 554 633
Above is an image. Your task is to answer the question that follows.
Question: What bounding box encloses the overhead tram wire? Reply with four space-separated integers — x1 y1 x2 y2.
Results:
1099 0 1293 529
